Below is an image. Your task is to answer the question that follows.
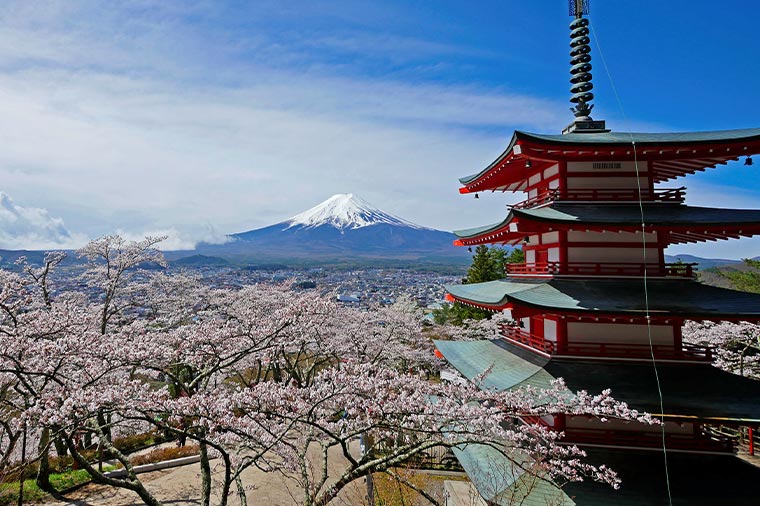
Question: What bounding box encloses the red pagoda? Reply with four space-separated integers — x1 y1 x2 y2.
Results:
435 2 760 504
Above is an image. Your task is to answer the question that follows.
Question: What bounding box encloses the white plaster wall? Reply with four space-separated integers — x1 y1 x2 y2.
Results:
525 249 536 263
520 317 531 333
567 322 673 345
544 164 559 178
544 319 557 342
568 230 658 243
567 247 659 264
541 231 560 244
567 176 648 190
567 161 648 172
566 416 693 434
528 173 541 187
548 247 560 262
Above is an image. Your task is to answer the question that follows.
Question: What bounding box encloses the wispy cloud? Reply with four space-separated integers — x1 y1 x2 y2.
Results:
0 0 569 249
0 192 88 250
4 0 729 256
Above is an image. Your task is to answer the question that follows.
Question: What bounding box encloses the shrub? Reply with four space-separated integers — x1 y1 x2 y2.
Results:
129 445 199 467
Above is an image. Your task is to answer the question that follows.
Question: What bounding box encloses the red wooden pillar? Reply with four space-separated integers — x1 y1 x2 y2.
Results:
558 161 568 198
750 427 755 456
673 319 683 351
656 232 665 276
557 316 568 354
558 230 568 275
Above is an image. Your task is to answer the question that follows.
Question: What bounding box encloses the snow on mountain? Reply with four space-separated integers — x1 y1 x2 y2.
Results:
286 194 425 231
185 193 470 266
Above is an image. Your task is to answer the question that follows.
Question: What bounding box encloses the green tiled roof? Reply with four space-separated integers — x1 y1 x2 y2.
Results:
459 128 760 185
453 443 574 506
521 127 760 146
453 203 760 238
445 278 760 318
565 449 760 506
435 339 760 421
453 220 510 239
453 417 760 505
546 359 760 422
516 203 760 225
433 339 554 391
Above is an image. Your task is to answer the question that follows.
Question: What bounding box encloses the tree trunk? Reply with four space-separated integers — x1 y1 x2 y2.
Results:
36 427 53 492
96 409 112 441
236 475 248 506
65 433 164 506
219 454 232 506
53 434 68 457
200 441 212 506
17 425 27 506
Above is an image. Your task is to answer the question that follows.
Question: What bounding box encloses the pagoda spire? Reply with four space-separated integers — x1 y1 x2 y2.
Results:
563 0 608 134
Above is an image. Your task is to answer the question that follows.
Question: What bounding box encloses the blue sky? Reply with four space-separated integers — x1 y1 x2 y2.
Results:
0 0 758 257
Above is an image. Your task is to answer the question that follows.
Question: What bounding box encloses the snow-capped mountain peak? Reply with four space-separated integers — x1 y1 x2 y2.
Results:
286 194 423 230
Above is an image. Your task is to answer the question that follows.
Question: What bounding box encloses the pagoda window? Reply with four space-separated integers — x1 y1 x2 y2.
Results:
543 164 560 179
564 416 694 435
566 322 674 346
567 160 648 173
567 230 658 243
543 318 558 343
566 175 648 190
566 246 659 264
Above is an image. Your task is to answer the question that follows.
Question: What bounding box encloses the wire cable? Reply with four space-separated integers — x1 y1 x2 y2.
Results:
588 17 673 506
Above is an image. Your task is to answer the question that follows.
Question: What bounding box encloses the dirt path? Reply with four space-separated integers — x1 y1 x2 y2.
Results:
46 441 367 506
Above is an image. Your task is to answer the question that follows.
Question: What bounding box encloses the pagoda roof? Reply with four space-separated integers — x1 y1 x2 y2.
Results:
516 127 760 147
564 449 760 506
453 203 760 246
434 339 760 422
459 127 760 192
455 441 760 505
453 442 573 506
444 278 760 319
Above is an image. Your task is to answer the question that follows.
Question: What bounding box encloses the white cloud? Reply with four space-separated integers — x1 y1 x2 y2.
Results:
115 225 231 251
3 0 752 263
0 57 565 243
0 191 88 250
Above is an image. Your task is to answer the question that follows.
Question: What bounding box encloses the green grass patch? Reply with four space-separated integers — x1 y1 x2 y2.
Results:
0 466 116 505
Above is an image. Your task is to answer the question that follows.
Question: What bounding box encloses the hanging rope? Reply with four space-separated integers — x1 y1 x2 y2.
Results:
587 17 674 506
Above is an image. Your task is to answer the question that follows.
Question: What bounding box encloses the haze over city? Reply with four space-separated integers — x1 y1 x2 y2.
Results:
1 0 759 259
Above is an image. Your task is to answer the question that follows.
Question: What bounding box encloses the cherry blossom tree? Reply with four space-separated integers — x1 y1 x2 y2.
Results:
0 236 655 506
683 320 760 379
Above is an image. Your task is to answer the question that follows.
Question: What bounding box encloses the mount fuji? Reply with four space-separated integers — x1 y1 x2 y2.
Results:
182 194 469 266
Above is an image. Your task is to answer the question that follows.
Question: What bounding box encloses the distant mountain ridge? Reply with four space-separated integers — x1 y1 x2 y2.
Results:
182 194 469 266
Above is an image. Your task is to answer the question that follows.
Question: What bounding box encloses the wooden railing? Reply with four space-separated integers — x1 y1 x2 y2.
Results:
499 325 713 362
499 325 556 354
510 187 686 209
562 428 734 453
505 261 697 278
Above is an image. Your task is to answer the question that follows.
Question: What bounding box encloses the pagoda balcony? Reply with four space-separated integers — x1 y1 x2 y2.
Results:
561 427 734 453
505 261 697 278
519 416 733 453
510 187 686 210
499 325 713 362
